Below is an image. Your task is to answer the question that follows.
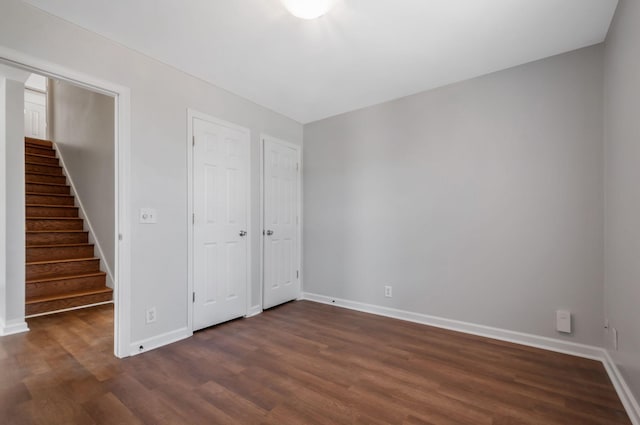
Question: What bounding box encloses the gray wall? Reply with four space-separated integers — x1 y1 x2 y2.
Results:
604 0 640 399
0 0 303 346
49 79 115 280
304 46 605 346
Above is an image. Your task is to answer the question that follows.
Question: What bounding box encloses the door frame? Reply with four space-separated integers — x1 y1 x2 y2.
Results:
259 134 303 310
0 46 132 358
186 109 252 332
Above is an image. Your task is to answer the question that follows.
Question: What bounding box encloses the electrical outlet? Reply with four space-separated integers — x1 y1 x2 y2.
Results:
604 318 610 330
139 208 157 224
146 307 157 324
384 286 393 298
612 328 618 351
556 310 571 333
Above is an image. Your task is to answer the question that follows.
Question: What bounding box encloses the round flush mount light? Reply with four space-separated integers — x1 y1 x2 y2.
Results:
281 0 336 20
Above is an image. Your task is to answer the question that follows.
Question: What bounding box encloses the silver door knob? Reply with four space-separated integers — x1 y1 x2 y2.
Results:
266 230 274 236
239 230 247 237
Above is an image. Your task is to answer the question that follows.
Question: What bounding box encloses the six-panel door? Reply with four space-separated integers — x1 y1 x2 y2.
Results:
193 117 249 331
263 137 300 310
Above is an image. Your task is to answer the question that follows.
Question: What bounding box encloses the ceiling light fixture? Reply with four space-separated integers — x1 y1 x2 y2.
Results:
281 0 335 20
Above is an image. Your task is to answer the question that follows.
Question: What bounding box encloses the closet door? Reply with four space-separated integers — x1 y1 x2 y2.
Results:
193 117 249 330
263 137 300 310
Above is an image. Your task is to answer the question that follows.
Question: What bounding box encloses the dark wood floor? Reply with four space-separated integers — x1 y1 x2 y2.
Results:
0 301 630 424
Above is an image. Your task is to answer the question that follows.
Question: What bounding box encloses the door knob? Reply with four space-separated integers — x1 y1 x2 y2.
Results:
239 230 247 237
266 230 274 236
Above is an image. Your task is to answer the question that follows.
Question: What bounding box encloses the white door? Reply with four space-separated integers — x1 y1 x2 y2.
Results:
193 117 249 331
24 90 47 139
263 137 300 309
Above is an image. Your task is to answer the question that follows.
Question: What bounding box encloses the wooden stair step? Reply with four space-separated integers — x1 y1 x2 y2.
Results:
25 153 59 166
25 162 64 176
26 243 95 262
26 184 71 195
26 257 101 280
26 193 74 205
25 287 112 316
26 205 79 218
27 231 89 246
26 172 67 185
25 137 53 148
26 217 83 231
26 272 107 299
23 137 110 315
25 145 55 157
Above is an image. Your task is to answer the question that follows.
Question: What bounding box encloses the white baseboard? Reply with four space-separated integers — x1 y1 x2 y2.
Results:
603 351 640 425
302 292 640 423
302 292 603 359
246 305 263 318
129 327 191 357
0 318 29 336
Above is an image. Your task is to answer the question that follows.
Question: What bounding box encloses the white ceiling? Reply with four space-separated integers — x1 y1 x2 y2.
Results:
23 0 618 123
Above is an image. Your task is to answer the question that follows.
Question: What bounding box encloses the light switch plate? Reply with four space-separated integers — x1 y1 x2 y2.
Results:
139 208 157 224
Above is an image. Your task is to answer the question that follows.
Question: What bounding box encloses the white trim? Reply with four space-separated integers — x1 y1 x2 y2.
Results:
114 88 132 358
603 351 640 425
53 142 115 288
260 135 303 309
25 86 46 96
186 109 253 331
258 136 265 309
0 78 7 335
246 305 263 318
186 109 194 333
0 46 132 358
129 327 191 356
25 300 113 319
0 318 29 336
301 292 604 359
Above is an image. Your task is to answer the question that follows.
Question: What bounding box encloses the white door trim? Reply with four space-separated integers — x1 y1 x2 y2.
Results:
0 46 132 358
259 134 303 310
187 109 252 332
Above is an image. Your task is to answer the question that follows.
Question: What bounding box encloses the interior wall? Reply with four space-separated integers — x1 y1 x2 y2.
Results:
48 79 116 279
603 0 640 400
5 78 26 328
0 72 28 334
0 0 302 347
304 45 605 346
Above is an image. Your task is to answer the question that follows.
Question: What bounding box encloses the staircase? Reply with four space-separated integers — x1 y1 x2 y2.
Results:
25 137 113 316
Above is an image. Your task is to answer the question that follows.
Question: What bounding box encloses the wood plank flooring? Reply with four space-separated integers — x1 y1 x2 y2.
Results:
0 301 630 424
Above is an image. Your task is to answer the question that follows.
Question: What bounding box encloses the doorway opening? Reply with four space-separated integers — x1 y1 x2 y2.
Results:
0 51 132 358
24 73 116 319
24 74 47 140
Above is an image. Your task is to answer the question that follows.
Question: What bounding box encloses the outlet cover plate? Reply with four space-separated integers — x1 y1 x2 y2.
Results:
146 307 157 324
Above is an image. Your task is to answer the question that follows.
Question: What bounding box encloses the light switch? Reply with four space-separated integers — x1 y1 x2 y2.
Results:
139 208 157 224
